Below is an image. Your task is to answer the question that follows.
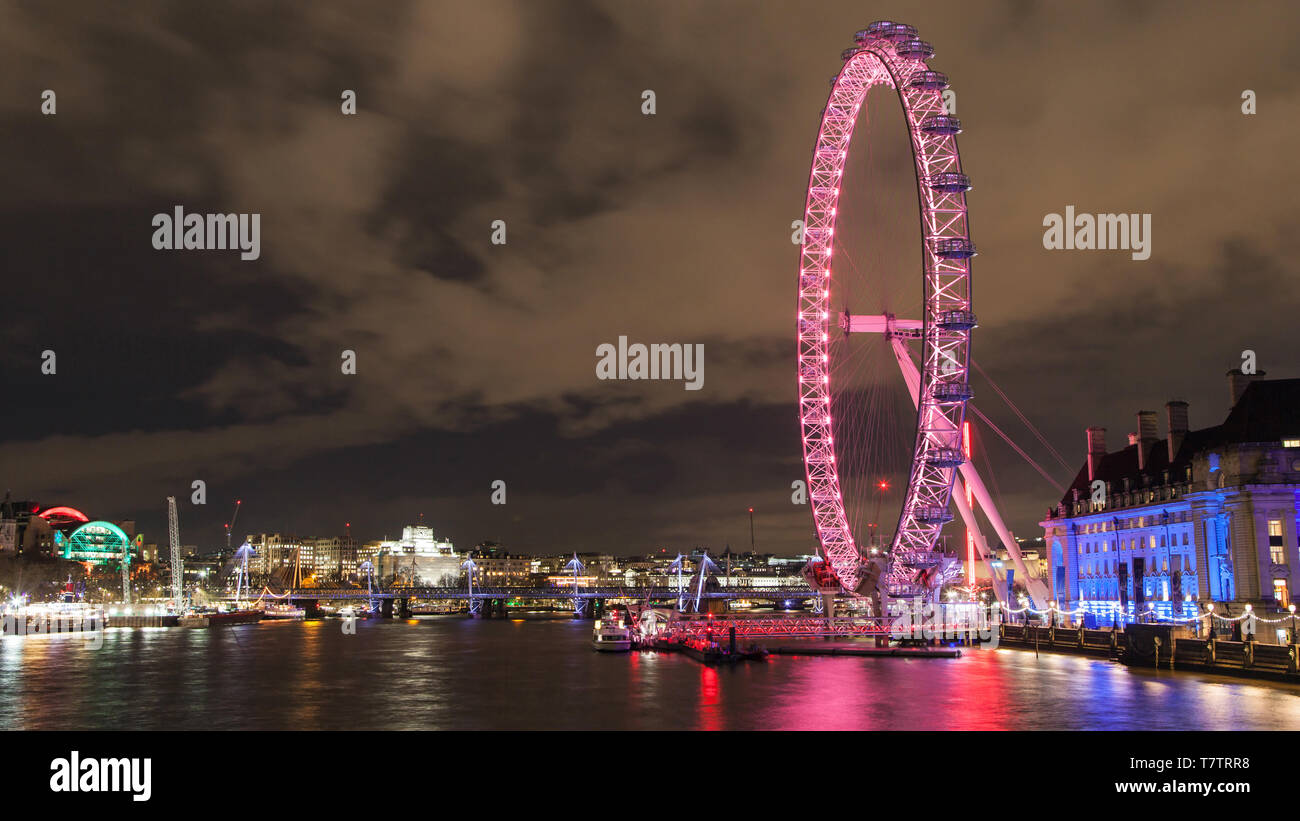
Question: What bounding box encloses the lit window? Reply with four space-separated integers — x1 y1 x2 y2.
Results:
1284 438 1300 448
1270 520 1286 564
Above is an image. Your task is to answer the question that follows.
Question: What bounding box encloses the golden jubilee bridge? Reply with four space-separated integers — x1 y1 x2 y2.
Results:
273 579 816 613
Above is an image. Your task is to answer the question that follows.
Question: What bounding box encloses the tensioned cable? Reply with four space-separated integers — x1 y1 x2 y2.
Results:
966 403 1067 495
970 358 1071 472
897 346 1065 495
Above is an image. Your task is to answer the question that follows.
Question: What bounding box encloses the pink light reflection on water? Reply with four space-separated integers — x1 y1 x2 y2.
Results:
742 647 1300 731
697 664 722 731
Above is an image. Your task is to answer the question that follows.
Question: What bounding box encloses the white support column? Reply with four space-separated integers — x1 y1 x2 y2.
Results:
886 327 1048 607
950 475 1005 604
957 461 1049 607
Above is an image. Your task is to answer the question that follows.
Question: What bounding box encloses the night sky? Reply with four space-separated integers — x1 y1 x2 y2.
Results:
2 1 1297 556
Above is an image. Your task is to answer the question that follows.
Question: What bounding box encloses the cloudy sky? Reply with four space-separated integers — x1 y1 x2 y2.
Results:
1 0 1297 556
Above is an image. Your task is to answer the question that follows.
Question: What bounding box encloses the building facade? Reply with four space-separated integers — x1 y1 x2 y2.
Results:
246 534 365 583
1043 373 1300 620
377 524 459 586
465 543 533 586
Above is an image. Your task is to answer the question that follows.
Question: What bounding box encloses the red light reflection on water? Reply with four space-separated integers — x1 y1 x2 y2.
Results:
697 665 721 731
758 650 1026 730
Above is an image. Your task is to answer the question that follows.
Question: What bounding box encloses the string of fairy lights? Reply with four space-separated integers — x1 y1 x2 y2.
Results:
993 599 1300 627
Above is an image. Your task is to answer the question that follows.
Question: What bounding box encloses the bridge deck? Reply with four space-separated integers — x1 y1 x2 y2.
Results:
279 586 816 601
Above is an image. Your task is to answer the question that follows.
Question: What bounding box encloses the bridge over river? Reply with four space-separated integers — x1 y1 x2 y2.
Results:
282 585 814 601
274 585 819 618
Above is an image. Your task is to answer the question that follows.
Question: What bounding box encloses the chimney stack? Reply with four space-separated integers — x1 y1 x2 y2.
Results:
1137 410 1158 470
1166 400 1189 461
1227 368 1265 407
1086 427 1106 481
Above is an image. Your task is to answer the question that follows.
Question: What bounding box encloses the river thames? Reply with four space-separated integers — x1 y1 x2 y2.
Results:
2 617 1299 731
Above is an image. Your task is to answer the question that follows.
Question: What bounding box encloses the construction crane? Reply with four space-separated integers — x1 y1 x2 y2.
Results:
121 547 132 605
224 499 242 552
166 496 183 608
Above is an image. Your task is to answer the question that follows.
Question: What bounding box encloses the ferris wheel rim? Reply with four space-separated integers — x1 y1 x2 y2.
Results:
797 23 975 596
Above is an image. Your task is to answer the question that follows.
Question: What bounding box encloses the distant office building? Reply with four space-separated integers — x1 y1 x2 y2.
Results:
13 510 53 557
579 553 620 579
377 524 459 586
358 540 383 572
1043 373 1300 618
244 534 364 583
533 554 568 576
466 543 532 586
247 534 304 580
182 556 222 591
1014 537 1048 579
0 497 88 557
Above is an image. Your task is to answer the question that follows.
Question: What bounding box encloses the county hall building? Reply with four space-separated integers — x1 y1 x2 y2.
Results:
1041 372 1300 622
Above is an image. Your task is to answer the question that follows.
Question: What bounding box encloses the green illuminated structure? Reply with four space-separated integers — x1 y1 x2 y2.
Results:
64 521 131 565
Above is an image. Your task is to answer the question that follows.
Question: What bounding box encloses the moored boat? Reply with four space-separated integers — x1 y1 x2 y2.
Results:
178 609 263 628
338 605 379 619
261 603 306 620
592 610 633 652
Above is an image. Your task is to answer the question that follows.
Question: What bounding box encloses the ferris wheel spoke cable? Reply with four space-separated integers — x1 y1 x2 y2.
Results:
976 425 1008 520
970 358 1071 472
836 340 909 552
899 334 1068 497
850 379 888 539
965 402 1066 495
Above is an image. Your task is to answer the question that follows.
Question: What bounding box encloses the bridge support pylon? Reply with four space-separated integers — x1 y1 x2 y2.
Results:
380 598 394 619
398 598 411 618
820 591 837 620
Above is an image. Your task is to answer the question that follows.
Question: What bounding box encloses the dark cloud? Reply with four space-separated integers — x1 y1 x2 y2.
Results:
0 0 1297 556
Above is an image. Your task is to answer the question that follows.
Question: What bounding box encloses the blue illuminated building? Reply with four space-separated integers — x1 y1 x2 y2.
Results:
1042 373 1300 623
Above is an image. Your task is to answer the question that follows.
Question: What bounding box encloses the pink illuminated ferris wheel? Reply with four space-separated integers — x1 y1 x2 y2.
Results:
797 22 976 599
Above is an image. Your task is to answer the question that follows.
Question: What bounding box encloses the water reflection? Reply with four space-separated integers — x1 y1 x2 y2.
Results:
0 620 1297 730
697 665 721 731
